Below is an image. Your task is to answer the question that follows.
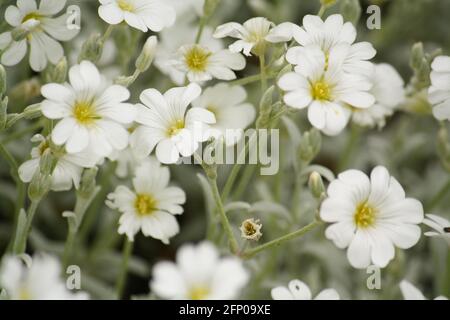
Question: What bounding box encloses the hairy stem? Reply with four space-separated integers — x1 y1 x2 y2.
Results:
115 238 134 299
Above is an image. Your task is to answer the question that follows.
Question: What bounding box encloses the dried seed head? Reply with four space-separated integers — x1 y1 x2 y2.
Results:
240 218 263 241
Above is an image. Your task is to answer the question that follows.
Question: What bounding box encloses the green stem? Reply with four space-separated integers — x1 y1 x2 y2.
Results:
63 227 76 268
229 73 276 87
232 164 257 200
337 124 360 171
426 178 450 211
13 199 41 254
101 25 114 43
259 54 267 92
318 5 326 18
241 220 321 259
195 16 207 44
116 238 134 299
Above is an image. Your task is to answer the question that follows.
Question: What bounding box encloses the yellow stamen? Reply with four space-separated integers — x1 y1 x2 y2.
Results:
117 0 134 12
354 202 376 228
22 12 41 23
311 81 331 101
185 45 211 72
167 119 185 137
134 194 157 216
73 101 100 125
188 286 210 300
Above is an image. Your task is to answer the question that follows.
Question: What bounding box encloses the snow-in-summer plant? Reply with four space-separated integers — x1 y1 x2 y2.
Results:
0 0 449 301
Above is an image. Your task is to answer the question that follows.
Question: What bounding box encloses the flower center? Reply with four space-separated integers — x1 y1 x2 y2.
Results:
354 202 376 228
185 45 211 72
18 286 32 300
188 286 210 300
311 81 331 101
117 0 134 12
134 194 157 216
22 12 41 24
73 101 100 125
167 119 185 137
38 140 50 156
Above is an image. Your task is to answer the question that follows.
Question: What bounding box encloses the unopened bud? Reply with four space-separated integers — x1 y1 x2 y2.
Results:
309 171 325 199
44 57 67 84
39 148 56 175
135 36 157 73
298 128 322 163
28 171 51 201
78 33 103 63
78 167 98 198
240 218 263 241
0 64 6 96
340 0 361 25
410 42 424 70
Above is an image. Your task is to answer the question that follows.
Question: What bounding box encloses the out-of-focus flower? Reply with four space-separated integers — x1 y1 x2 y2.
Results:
423 214 450 246
98 0 175 32
271 279 340 300
0 0 79 71
41 60 136 157
192 83 255 146
400 280 448 300
428 55 450 121
0 254 89 300
351 63 405 128
171 44 246 82
18 134 99 192
131 83 215 164
320 166 424 269
155 22 222 85
107 158 185 243
166 0 204 22
150 241 249 299
282 14 376 76
278 45 374 135
214 17 279 56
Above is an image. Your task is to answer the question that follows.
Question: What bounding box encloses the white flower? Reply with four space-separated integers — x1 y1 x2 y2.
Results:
213 17 276 56
400 280 448 300
428 55 450 121
0 0 79 71
107 158 185 243
98 0 175 32
320 166 424 269
154 21 223 85
423 214 450 246
284 14 376 76
165 0 204 23
271 279 340 300
171 43 246 83
0 254 88 300
150 241 249 299
109 146 144 179
351 63 405 128
278 45 375 135
130 83 215 164
18 135 99 192
41 60 137 158
192 83 255 146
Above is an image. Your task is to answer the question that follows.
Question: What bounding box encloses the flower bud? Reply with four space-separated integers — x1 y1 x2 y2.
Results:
44 57 67 84
256 86 274 129
298 128 322 163
28 171 51 201
240 218 263 241
340 0 361 25
78 33 103 63
78 167 98 198
308 171 325 199
135 36 157 73
39 148 56 176
0 64 6 97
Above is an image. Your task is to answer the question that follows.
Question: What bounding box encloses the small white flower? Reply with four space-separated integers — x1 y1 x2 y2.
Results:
98 0 175 32
423 214 450 246
271 279 340 300
18 135 99 192
278 45 375 135
351 63 405 128
320 166 424 269
171 43 246 82
41 60 137 158
192 83 255 146
284 14 376 76
400 280 448 300
213 17 276 56
155 22 223 85
0 254 88 300
131 83 215 164
107 158 185 243
0 0 79 71
109 146 144 179
150 241 249 299
428 55 450 121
